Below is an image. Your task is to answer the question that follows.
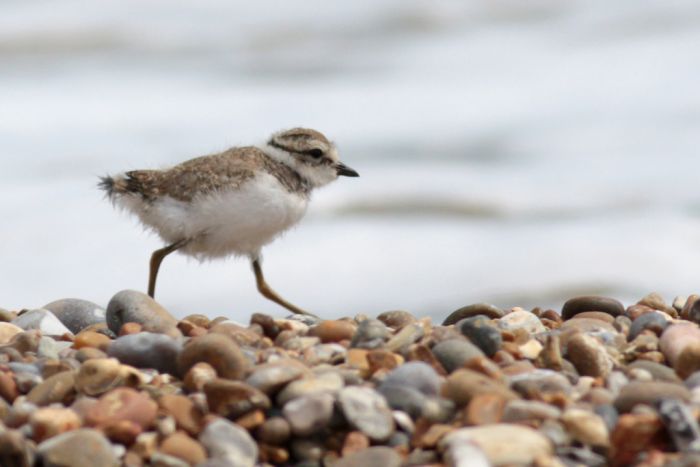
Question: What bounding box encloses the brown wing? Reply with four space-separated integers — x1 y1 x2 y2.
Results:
123 147 263 202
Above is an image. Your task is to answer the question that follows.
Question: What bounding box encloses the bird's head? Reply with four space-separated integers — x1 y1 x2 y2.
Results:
265 128 359 188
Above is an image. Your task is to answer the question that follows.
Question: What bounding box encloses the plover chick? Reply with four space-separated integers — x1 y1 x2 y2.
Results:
99 128 358 316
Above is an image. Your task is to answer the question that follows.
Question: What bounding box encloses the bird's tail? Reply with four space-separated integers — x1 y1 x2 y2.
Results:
98 174 129 199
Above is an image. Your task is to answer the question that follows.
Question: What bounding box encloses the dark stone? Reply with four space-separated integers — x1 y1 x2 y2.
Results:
456 316 502 357
628 312 669 341
561 296 624 320
443 303 504 325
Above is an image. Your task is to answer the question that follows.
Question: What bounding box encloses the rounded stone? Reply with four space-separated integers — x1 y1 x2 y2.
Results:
283 392 335 437
502 399 561 423
443 369 518 407
43 299 107 334
440 424 552 466
456 316 502 357
160 431 207 465
158 394 203 435
350 319 390 349
184 362 218 392
379 361 441 396
443 303 504 325
12 309 73 336
561 296 625 320
106 290 179 336
614 381 691 412
570 311 616 323
30 407 82 443
378 385 427 419
37 429 117 467
276 371 344 405
660 323 700 378
628 360 681 383
73 331 112 351
561 408 609 447
257 416 291 445
376 310 415 329
75 358 143 396
628 311 669 341
203 379 271 419
177 333 248 380
86 387 158 430
199 418 258 467
308 320 355 343
107 332 182 375
497 310 545 334
338 386 395 441
566 332 613 378
432 339 484 373
26 371 77 406
334 447 402 467
0 322 23 344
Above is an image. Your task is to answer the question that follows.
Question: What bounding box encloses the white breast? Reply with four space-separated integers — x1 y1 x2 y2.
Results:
123 173 309 259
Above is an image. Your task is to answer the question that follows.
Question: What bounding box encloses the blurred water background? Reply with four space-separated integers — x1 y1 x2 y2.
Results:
1 0 700 320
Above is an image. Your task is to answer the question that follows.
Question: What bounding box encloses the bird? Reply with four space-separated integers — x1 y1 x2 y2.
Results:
99 128 359 316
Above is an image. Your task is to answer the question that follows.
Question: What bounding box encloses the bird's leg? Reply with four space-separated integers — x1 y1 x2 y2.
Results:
148 239 190 298
251 258 318 318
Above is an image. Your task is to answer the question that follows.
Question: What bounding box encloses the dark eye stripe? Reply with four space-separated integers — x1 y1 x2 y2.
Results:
304 149 324 158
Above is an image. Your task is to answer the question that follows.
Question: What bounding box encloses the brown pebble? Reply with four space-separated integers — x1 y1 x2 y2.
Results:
346 348 370 377
465 393 506 425
158 394 202 435
0 371 19 403
566 332 613 378
119 322 143 336
571 311 616 324
660 323 700 378
308 320 356 343
75 347 109 362
30 407 82 442
561 296 624 320
367 349 403 374
442 369 518 407
235 409 266 430
182 314 210 328
160 431 207 465
73 331 112 351
86 387 158 431
75 358 143 396
0 322 23 345
614 381 690 413
203 378 271 419
341 431 370 457
177 333 248 380
27 370 76 406
259 444 290 464
610 412 666 466
102 419 142 445
257 416 291 445
183 362 217 393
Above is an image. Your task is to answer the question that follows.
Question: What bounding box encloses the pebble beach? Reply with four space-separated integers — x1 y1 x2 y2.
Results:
1 292 700 466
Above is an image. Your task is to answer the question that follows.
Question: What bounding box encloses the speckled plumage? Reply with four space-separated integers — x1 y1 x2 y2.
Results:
99 128 358 315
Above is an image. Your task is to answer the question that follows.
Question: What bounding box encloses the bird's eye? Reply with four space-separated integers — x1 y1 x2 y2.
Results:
305 149 324 158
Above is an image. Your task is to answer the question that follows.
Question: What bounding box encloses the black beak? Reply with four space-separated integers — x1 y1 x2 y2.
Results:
335 162 359 177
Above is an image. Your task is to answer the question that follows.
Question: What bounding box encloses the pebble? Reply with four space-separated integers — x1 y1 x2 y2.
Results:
334 447 402 467
456 316 502 357
74 358 143 396
350 319 390 348
283 392 334 436
199 418 258 467
338 386 395 441
158 394 203 435
561 408 609 447
30 407 82 443
379 361 441 396
440 424 553 466
501 399 561 423
276 371 344 405
107 332 182 375
431 339 484 373
245 359 307 394
160 431 207 465
443 303 504 325
0 322 23 344
307 320 355 343
26 371 76 406
660 323 700 378
566 332 614 378
628 311 669 341
257 416 291 445
106 290 179 336
203 379 271 419
37 428 118 467
12 309 73 336
614 381 691 412
497 310 545 334
43 298 107 334
561 296 625 320
376 310 415 329
442 369 517 407
86 387 158 432
177 333 248 380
